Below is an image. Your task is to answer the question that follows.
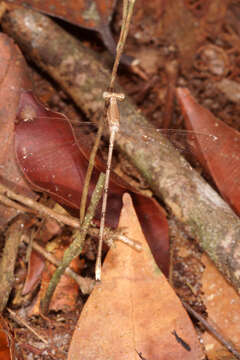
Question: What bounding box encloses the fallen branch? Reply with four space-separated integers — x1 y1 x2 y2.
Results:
0 182 80 228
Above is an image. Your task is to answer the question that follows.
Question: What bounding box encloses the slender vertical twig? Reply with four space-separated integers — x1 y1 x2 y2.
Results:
109 0 136 90
95 0 136 280
79 0 136 226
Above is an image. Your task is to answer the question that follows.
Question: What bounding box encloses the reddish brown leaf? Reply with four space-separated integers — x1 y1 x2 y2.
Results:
15 91 170 275
68 193 203 360
5 0 133 65
6 0 116 30
176 87 240 216
0 33 36 227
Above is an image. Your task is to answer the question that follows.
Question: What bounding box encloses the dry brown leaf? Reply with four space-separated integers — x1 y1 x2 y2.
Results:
68 193 204 360
201 254 240 360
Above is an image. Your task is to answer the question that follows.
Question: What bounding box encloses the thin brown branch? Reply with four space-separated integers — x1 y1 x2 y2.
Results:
0 193 34 214
109 0 136 90
0 182 140 250
182 300 240 360
7 308 48 344
0 182 80 228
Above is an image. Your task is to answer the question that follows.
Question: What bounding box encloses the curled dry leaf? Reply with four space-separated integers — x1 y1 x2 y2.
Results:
68 193 204 360
15 91 170 276
0 33 36 227
177 87 240 216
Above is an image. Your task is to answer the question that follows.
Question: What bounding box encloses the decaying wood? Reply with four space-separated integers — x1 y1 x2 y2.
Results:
2 8 240 293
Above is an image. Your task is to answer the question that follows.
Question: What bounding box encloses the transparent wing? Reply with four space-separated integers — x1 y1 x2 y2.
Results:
27 116 219 159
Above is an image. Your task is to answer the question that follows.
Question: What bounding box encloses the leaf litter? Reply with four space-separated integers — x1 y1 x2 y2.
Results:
1 1 240 359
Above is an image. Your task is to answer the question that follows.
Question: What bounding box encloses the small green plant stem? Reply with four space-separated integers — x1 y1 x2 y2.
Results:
41 173 105 314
